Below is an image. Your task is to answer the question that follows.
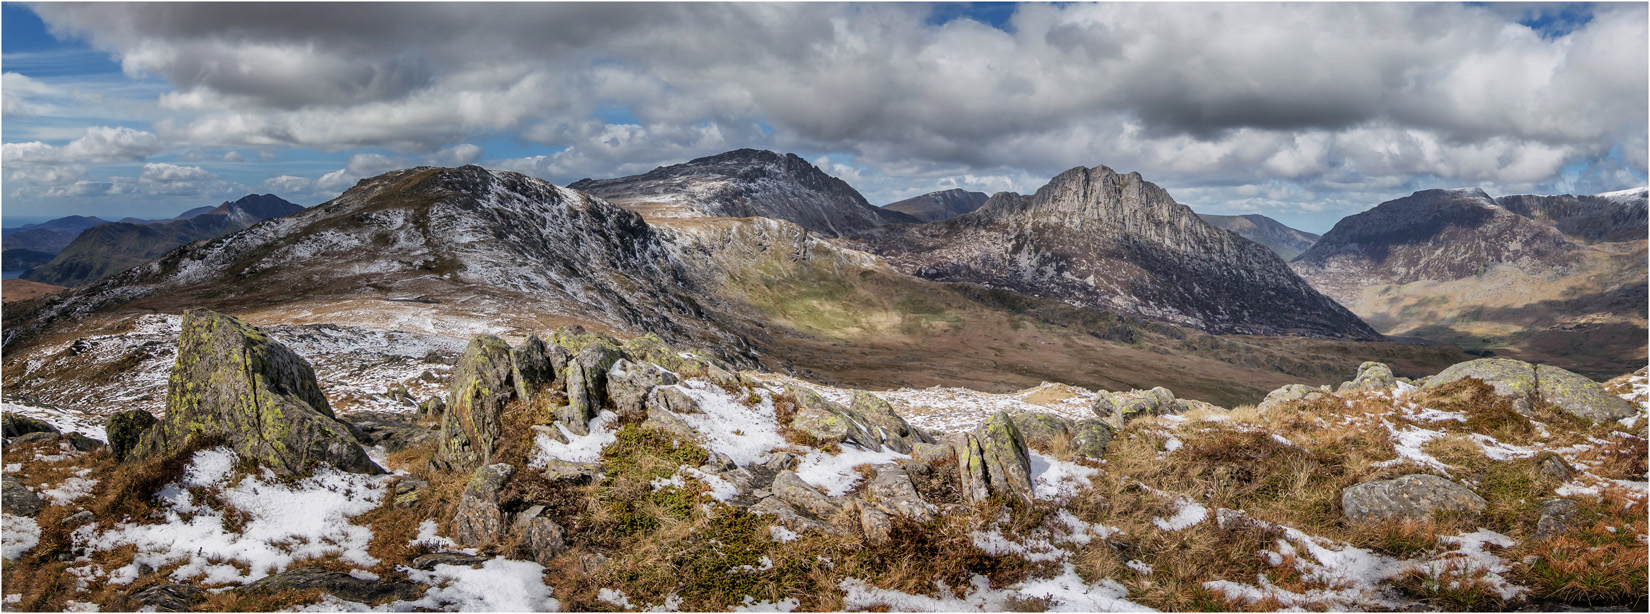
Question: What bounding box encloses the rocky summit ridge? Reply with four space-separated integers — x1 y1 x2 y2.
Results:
569 149 917 235
854 164 1379 340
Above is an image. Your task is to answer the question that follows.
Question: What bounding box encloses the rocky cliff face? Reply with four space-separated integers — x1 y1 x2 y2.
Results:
1291 188 1584 304
1198 213 1321 260
883 188 990 223
853 165 1379 340
1495 188 1647 244
568 149 916 236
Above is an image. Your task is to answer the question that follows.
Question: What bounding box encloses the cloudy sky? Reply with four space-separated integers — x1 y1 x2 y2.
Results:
2 2 1645 232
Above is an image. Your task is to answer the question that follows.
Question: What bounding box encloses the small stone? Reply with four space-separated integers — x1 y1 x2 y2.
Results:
1338 361 1397 393
1531 498 1579 542
410 552 492 570
542 459 604 483
1534 452 1574 482
63 432 101 452
59 510 94 529
128 584 204 612
2 475 42 517
749 496 845 536
865 465 934 522
1069 418 1115 459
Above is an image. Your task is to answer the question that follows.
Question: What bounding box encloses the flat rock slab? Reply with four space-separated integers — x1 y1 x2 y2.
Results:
243 568 423 604
1342 474 1485 524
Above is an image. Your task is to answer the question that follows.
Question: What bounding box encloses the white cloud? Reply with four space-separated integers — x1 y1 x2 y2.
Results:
139 162 216 183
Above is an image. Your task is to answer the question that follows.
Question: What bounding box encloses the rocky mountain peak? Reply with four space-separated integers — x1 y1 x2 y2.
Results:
567 149 915 236
854 164 1379 339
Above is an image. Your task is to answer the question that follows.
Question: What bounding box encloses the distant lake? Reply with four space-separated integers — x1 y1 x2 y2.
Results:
2 271 22 279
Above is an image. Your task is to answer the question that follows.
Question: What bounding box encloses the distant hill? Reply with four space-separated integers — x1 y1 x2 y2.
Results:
1 248 56 271
1198 213 1321 260
21 194 304 287
884 188 990 223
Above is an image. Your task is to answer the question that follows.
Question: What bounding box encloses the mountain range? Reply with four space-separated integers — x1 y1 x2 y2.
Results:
17 195 303 287
1292 187 1646 377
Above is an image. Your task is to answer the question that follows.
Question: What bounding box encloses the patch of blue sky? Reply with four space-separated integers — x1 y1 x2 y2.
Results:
925 2 1019 32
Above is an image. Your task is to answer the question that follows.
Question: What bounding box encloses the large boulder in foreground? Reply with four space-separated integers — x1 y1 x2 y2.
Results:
437 336 517 472
131 310 379 475
1342 474 1485 524
953 412 1035 503
1423 358 1635 424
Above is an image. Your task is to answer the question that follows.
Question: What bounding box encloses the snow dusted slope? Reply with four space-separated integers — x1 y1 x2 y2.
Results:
2 166 735 354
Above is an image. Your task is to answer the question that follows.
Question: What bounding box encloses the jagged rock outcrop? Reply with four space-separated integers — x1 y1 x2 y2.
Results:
1198 213 1322 260
562 342 625 435
1092 387 1186 427
569 149 916 236
1531 498 1579 542
128 584 205 612
437 336 517 472
1338 361 1396 393
512 506 569 566
1341 474 1486 523
1423 358 1635 423
863 464 935 523
1292 188 1583 305
883 188 990 223
452 463 514 548
128 310 379 475
848 391 933 453
607 359 680 417
855 165 1377 339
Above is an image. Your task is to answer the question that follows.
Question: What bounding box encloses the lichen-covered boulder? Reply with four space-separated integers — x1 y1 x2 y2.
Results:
437 336 517 472
2 475 42 517
1010 413 1072 451
1423 358 1635 424
2 414 57 439
750 496 845 536
606 359 680 417
1423 358 1539 401
510 334 555 401
1342 474 1486 524
452 463 513 548
561 343 625 436
850 392 932 453
1257 384 1329 412
105 409 157 462
975 412 1034 502
1090 391 1118 421
1339 361 1397 393
1069 418 1115 459
864 464 934 522
1535 364 1636 424
133 310 378 475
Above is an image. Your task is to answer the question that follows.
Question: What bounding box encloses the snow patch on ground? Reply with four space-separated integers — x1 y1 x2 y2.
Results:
1030 452 1099 502
400 559 558 611
1 404 108 443
3 515 40 560
40 476 97 506
76 447 389 585
1152 498 1208 531
531 411 620 467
